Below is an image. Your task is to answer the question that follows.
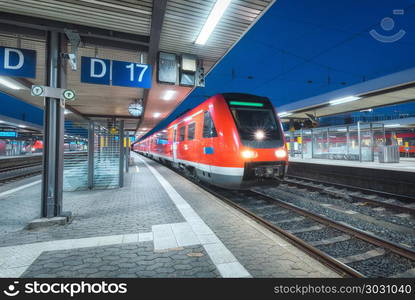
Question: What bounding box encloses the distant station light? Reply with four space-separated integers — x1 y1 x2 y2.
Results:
195 0 232 45
278 112 292 117
329 95 361 106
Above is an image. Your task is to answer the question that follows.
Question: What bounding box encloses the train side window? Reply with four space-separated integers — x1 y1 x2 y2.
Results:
188 123 196 140
179 126 186 141
203 111 218 138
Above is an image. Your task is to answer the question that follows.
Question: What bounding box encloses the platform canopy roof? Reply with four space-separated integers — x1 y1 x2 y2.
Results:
0 0 275 131
277 67 415 122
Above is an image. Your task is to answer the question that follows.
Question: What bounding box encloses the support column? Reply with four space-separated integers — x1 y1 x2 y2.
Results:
346 125 350 157
119 120 125 188
370 123 374 162
88 121 94 189
125 146 129 173
311 129 315 158
358 122 362 162
41 31 65 218
300 129 303 159
326 127 330 158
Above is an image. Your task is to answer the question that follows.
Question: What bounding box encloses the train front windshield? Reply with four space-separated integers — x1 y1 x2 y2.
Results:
230 107 284 148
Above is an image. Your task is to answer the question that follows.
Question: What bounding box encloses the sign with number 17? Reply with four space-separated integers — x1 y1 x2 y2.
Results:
112 60 152 88
81 56 152 89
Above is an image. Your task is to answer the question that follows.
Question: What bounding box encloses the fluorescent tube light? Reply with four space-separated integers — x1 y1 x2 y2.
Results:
195 0 232 45
329 96 361 106
0 76 24 90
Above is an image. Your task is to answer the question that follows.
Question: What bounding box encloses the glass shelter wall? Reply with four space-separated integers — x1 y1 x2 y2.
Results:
287 122 385 162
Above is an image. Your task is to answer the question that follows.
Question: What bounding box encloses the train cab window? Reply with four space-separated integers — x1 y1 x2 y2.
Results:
179 126 186 141
231 108 281 141
188 123 196 140
203 111 218 138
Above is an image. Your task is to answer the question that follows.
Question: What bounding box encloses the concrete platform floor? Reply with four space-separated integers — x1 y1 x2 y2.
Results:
0 153 339 278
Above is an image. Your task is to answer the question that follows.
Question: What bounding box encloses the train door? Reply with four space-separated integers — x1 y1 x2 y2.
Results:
172 126 178 162
201 110 217 182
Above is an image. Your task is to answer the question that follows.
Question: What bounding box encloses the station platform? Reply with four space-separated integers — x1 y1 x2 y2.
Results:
0 152 338 278
289 157 415 173
287 157 415 197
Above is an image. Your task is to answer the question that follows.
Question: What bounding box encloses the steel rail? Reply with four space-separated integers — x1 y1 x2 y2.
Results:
285 176 415 215
287 175 415 203
248 189 415 262
200 186 366 278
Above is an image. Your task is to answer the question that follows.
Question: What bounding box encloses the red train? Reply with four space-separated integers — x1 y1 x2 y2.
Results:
133 93 288 189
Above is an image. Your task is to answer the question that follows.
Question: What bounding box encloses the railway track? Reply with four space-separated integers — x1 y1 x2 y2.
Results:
0 152 88 183
138 153 415 278
0 162 42 183
212 188 415 278
284 175 415 215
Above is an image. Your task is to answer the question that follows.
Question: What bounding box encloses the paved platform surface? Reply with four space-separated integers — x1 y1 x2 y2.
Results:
289 156 415 173
0 153 339 278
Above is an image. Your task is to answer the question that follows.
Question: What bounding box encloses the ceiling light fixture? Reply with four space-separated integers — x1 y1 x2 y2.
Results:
163 90 176 101
0 76 24 90
153 112 161 118
329 96 361 106
195 0 232 45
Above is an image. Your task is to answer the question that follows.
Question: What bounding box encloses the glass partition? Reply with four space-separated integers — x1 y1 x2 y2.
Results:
288 122 386 162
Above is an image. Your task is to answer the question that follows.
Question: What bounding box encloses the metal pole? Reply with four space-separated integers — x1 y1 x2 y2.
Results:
311 129 314 158
289 130 294 158
300 129 303 159
119 120 125 187
326 127 330 159
88 121 94 189
370 122 374 162
41 31 65 218
346 125 350 157
358 122 362 162
125 145 129 173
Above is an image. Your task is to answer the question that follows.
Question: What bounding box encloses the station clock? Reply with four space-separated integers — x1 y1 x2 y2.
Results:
128 99 143 117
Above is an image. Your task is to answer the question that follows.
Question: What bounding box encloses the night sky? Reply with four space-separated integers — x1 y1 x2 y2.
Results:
1 0 415 135
145 0 415 138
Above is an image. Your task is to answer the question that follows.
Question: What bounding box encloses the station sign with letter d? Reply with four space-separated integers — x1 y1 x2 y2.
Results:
0 46 37 78
81 56 152 89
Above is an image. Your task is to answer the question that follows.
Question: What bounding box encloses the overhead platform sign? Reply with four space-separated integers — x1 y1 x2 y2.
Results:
0 46 36 78
81 56 152 88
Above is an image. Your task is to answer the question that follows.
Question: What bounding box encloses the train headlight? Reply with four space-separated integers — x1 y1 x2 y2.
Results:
275 149 287 159
242 150 257 159
254 130 265 140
